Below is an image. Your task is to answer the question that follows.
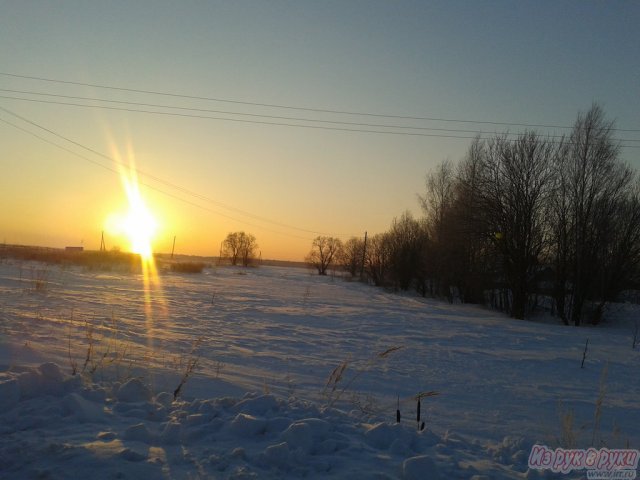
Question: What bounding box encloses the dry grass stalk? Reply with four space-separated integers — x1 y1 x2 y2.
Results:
325 359 350 395
173 337 204 400
378 346 403 358
415 391 440 400
559 405 576 448
592 362 608 446
325 345 404 409
80 319 95 375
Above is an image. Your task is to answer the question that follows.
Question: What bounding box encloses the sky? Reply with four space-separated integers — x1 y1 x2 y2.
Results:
0 1 638 261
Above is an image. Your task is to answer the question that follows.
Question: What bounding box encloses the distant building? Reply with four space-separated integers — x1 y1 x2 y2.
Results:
65 246 84 252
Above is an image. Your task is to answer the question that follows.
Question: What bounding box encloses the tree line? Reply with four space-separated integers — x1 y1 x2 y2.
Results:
306 105 640 326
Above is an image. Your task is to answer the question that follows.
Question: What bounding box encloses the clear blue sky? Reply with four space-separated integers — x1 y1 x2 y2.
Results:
0 1 638 260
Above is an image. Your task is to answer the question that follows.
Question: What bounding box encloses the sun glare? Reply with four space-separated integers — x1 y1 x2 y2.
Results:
120 179 158 259
103 142 167 363
104 150 159 260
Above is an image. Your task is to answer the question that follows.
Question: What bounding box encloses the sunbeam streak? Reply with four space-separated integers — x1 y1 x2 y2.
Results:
104 143 168 364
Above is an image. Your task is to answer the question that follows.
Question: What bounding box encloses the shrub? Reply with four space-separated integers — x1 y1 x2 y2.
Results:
170 262 205 274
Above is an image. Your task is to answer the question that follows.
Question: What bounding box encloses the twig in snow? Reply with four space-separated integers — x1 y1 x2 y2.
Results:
173 337 203 400
581 338 589 369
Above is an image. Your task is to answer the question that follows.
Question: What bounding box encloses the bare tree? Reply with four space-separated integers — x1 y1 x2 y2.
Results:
223 232 257 266
419 160 455 297
417 141 491 303
364 233 390 286
478 132 556 319
337 237 365 277
419 159 455 241
222 232 241 265
239 233 258 267
385 211 429 291
554 104 630 325
306 236 343 275
448 137 493 303
589 175 640 323
547 141 572 324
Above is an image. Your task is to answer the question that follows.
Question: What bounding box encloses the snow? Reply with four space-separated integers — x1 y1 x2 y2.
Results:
0 260 638 479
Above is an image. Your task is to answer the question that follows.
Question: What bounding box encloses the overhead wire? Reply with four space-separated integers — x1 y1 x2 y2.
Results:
1 71 638 133
0 94 504 141
2 88 639 145
1 94 637 148
0 87 567 137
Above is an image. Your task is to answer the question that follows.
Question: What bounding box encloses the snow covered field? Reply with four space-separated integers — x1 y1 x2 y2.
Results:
0 260 638 479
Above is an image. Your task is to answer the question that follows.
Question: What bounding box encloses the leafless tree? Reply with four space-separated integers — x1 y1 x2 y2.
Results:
385 211 429 291
364 233 390 286
337 237 365 277
223 232 257 266
239 233 258 267
589 175 640 323
547 141 572 324
419 159 455 242
419 160 455 297
306 236 343 275
478 132 556 319
550 104 631 325
448 138 493 303
222 232 241 265
417 141 492 302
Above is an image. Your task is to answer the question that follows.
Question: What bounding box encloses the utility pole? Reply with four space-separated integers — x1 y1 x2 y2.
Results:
100 231 106 252
360 231 367 279
170 236 176 259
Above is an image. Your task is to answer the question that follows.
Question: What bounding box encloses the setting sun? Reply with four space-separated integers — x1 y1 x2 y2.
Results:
104 153 159 260
120 183 157 259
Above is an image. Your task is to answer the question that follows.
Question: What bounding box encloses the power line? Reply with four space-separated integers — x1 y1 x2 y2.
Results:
3 87 638 143
2 71 638 133
0 106 354 240
1 95 638 148
0 88 554 137
0 94 500 141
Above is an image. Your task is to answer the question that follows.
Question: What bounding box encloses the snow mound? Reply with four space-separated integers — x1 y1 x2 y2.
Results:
403 455 442 480
116 378 152 403
0 361 466 478
233 394 280 416
62 392 106 422
0 375 19 410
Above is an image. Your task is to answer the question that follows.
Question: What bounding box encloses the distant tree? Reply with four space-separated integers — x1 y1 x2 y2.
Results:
306 236 343 275
222 232 241 265
385 211 429 291
239 233 258 267
364 233 390 286
419 159 455 241
223 231 257 266
449 139 493 304
419 159 456 297
337 237 365 277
